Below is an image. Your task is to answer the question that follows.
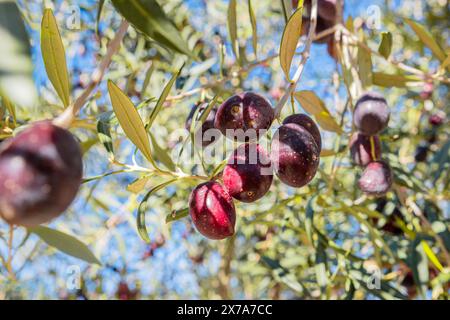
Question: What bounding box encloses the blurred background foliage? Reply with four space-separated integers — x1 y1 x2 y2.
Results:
0 0 449 299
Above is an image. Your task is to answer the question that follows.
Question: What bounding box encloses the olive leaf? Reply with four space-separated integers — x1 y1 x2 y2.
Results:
29 226 101 265
405 19 446 62
227 0 240 65
248 0 258 59
111 0 195 58
108 80 156 166
279 6 303 81
41 8 71 108
137 179 178 243
357 41 373 89
97 117 114 158
149 131 176 172
147 64 184 130
294 90 342 133
378 31 392 59
372 72 419 88
0 0 37 107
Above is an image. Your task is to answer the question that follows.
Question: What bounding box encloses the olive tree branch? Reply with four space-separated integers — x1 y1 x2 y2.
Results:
274 0 318 118
53 20 130 129
7 225 15 280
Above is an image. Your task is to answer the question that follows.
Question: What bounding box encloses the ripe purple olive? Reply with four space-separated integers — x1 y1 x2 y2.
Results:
283 113 322 152
353 92 390 136
301 17 335 44
0 121 82 226
429 113 445 127
301 0 342 21
271 123 320 188
349 133 381 166
189 181 236 240
185 102 218 147
214 92 274 142
358 161 393 197
223 143 273 203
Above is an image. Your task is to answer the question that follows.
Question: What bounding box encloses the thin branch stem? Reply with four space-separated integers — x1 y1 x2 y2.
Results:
53 20 130 129
7 225 15 280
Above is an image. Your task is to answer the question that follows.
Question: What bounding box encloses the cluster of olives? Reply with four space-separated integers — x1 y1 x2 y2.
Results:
349 92 392 197
187 92 321 240
0 121 82 226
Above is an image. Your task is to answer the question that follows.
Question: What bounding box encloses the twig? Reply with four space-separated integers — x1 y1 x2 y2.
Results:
274 0 318 117
7 225 15 280
53 20 130 129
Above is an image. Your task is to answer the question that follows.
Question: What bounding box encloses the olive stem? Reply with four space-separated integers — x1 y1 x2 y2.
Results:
53 20 130 129
274 0 318 118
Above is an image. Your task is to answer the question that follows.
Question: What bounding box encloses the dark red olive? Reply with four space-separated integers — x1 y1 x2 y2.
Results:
223 143 273 203
283 113 322 152
214 92 274 142
271 123 320 188
189 181 236 240
0 121 82 226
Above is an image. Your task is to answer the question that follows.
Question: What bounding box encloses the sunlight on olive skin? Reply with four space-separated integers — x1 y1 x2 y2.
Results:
283 113 322 152
271 123 320 188
214 92 274 142
358 161 393 197
189 181 236 240
223 143 273 203
0 121 82 226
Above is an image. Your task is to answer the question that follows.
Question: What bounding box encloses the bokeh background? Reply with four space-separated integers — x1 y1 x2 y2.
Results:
0 0 448 299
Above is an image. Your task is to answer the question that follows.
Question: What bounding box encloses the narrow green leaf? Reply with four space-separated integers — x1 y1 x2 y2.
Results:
127 174 154 194
166 208 189 223
294 90 342 133
279 6 303 81
209 159 228 179
110 0 195 58
357 43 373 89
422 240 444 272
97 118 114 157
142 62 155 95
405 19 446 62
41 8 71 107
147 64 183 129
0 1 37 107
137 179 178 243
29 226 101 265
2 95 16 125
315 241 328 289
409 237 429 298
372 72 419 88
378 31 392 59
108 80 155 165
227 0 240 64
248 0 258 59
149 131 176 172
